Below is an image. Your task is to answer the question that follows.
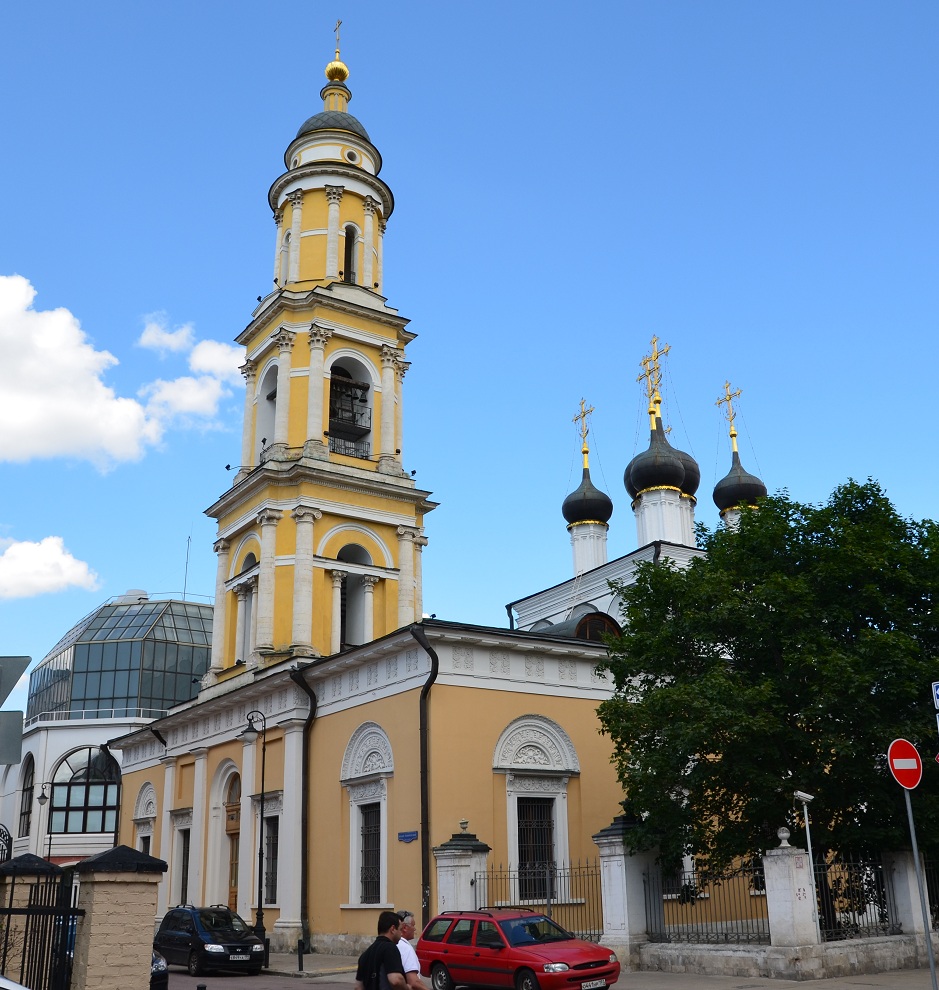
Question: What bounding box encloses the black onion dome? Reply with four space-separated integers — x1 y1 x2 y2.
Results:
562 468 614 525
624 421 686 498
675 446 700 497
713 451 767 511
296 109 371 141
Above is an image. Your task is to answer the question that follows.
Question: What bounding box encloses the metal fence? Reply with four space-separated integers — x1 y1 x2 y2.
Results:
814 854 899 941
644 860 770 944
473 860 603 942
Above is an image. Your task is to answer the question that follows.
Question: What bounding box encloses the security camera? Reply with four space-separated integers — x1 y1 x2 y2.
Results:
793 790 815 803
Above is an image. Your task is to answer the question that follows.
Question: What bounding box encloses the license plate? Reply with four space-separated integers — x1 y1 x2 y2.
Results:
230 955 250 961
582 981 606 989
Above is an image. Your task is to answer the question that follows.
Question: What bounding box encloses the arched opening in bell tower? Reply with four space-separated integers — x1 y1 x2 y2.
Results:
327 358 372 459
337 544 372 648
342 224 359 284
255 364 278 460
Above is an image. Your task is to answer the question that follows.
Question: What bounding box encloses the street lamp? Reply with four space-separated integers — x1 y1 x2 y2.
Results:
36 782 54 860
240 710 267 943
794 789 821 943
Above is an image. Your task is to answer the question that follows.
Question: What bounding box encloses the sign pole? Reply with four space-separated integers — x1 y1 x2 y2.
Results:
903 778 938 990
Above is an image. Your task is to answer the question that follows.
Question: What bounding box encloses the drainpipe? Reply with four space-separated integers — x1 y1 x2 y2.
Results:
409 624 439 927
289 662 318 952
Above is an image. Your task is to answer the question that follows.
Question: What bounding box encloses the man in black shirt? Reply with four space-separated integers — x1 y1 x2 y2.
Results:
355 911 407 990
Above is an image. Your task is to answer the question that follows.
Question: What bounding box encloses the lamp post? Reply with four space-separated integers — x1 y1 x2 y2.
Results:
36 782 54 860
240 710 267 943
794 789 821 943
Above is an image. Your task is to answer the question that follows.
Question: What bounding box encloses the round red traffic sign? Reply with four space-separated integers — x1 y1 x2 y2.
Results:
888 738 923 789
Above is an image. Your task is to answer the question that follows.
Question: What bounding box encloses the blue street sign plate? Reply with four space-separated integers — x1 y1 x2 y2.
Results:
933 681 939 709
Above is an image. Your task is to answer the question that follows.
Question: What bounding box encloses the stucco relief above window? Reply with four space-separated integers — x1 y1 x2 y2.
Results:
341 722 394 782
492 715 580 775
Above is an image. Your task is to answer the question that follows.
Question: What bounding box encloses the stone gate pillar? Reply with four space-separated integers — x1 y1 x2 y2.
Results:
592 813 656 967
432 824 490 913
72 845 167 990
761 828 820 947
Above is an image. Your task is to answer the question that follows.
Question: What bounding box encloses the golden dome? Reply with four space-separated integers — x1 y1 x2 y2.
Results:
325 54 349 82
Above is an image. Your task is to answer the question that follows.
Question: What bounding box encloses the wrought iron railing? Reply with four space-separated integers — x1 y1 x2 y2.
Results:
473 860 603 942
814 854 899 941
329 436 370 459
644 861 770 944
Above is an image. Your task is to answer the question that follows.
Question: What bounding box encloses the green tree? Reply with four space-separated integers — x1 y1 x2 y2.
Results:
597 480 939 868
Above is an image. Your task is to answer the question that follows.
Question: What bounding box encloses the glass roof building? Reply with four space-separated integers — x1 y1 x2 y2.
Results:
26 591 213 725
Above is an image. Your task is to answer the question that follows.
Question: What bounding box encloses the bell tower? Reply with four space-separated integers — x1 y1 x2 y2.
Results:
206 36 436 675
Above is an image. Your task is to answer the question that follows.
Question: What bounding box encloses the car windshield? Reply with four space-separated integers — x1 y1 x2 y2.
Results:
197 909 250 933
499 916 573 946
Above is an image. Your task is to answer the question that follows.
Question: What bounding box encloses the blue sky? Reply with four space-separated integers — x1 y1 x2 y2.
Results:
1 1 937 713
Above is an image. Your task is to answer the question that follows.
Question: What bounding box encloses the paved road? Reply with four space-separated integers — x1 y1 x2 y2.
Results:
166 955 939 990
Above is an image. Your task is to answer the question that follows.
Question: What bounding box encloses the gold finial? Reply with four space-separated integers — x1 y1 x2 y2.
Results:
637 336 670 429
573 399 595 469
716 380 742 452
325 19 350 82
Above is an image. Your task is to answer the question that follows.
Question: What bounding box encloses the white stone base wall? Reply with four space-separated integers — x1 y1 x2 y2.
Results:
635 934 937 981
310 931 374 956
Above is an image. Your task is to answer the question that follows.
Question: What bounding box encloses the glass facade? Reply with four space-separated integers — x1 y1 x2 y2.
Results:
26 597 213 722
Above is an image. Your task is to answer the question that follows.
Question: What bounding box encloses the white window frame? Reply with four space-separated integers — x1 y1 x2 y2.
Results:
340 722 394 908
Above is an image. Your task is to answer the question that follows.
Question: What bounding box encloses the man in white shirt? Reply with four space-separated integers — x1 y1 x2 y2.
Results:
395 910 430 990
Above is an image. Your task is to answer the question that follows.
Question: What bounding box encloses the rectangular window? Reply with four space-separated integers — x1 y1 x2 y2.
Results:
179 828 191 904
360 803 381 904
517 797 555 900
140 835 151 857
265 816 279 904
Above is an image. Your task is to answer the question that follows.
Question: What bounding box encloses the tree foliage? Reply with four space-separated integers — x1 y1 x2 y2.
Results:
597 480 939 868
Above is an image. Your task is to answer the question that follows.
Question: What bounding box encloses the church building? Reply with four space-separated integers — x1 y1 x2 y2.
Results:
112 40 766 955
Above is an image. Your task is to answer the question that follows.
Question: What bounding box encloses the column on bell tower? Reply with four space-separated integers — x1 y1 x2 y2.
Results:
305 324 332 458
286 190 303 285
272 331 295 451
325 186 343 280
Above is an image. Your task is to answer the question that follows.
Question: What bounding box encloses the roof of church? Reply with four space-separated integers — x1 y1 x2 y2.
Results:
296 109 371 141
562 467 613 525
713 449 767 511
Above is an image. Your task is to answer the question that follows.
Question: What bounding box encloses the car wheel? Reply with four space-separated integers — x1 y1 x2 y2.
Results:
187 950 204 977
515 968 540 990
431 962 453 990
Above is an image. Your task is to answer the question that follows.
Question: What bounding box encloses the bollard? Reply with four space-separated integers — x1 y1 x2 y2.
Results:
297 937 305 971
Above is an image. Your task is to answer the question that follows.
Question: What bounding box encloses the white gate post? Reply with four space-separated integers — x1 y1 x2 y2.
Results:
432 824 491 913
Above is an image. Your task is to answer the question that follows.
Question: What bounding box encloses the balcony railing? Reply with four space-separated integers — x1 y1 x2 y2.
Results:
329 436 370 459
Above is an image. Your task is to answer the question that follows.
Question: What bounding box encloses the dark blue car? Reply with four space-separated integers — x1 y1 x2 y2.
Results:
153 905 265 976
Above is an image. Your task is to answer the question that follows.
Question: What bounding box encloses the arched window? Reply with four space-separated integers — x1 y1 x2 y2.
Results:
18 754 34 838
342 224 358 283
255 364 278 461
328 359 372 459
50 747 121 834
337 544 372 647
225 773 241 911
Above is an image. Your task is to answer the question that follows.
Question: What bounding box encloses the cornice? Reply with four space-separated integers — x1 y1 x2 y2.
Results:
239 285 413 346
268 161 394 218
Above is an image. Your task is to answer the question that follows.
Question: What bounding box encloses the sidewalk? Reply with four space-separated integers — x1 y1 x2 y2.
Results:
265 951 938 988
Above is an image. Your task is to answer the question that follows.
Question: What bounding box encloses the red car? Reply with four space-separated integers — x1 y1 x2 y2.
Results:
415 910 620 990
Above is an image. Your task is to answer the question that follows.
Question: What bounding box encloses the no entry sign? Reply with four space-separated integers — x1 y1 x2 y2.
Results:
888 738 923 790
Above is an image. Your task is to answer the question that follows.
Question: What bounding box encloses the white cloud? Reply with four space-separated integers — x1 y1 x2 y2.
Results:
189 339 245 384
138 313 195 354
141 375 228 421
0 536 100 599
0 275 162 467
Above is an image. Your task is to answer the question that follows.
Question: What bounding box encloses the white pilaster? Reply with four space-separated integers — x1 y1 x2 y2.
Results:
377 219 385 292
330 570 347 654
189 749 208 903
291 505 322 651
157 757 177 917
325 186 343 279
272 331 295 449
274 723 306 946
361 575 379 642
396 527 418 626
414 536 428 619
305 325 331 456
209 540 230 673
395 358 409 464
255 508 283 653
238 738 257 922
234 585 248 664
378 345 397 469
362 197 377 288
272 210 284 286
239 361 257 474
287 190 303 284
